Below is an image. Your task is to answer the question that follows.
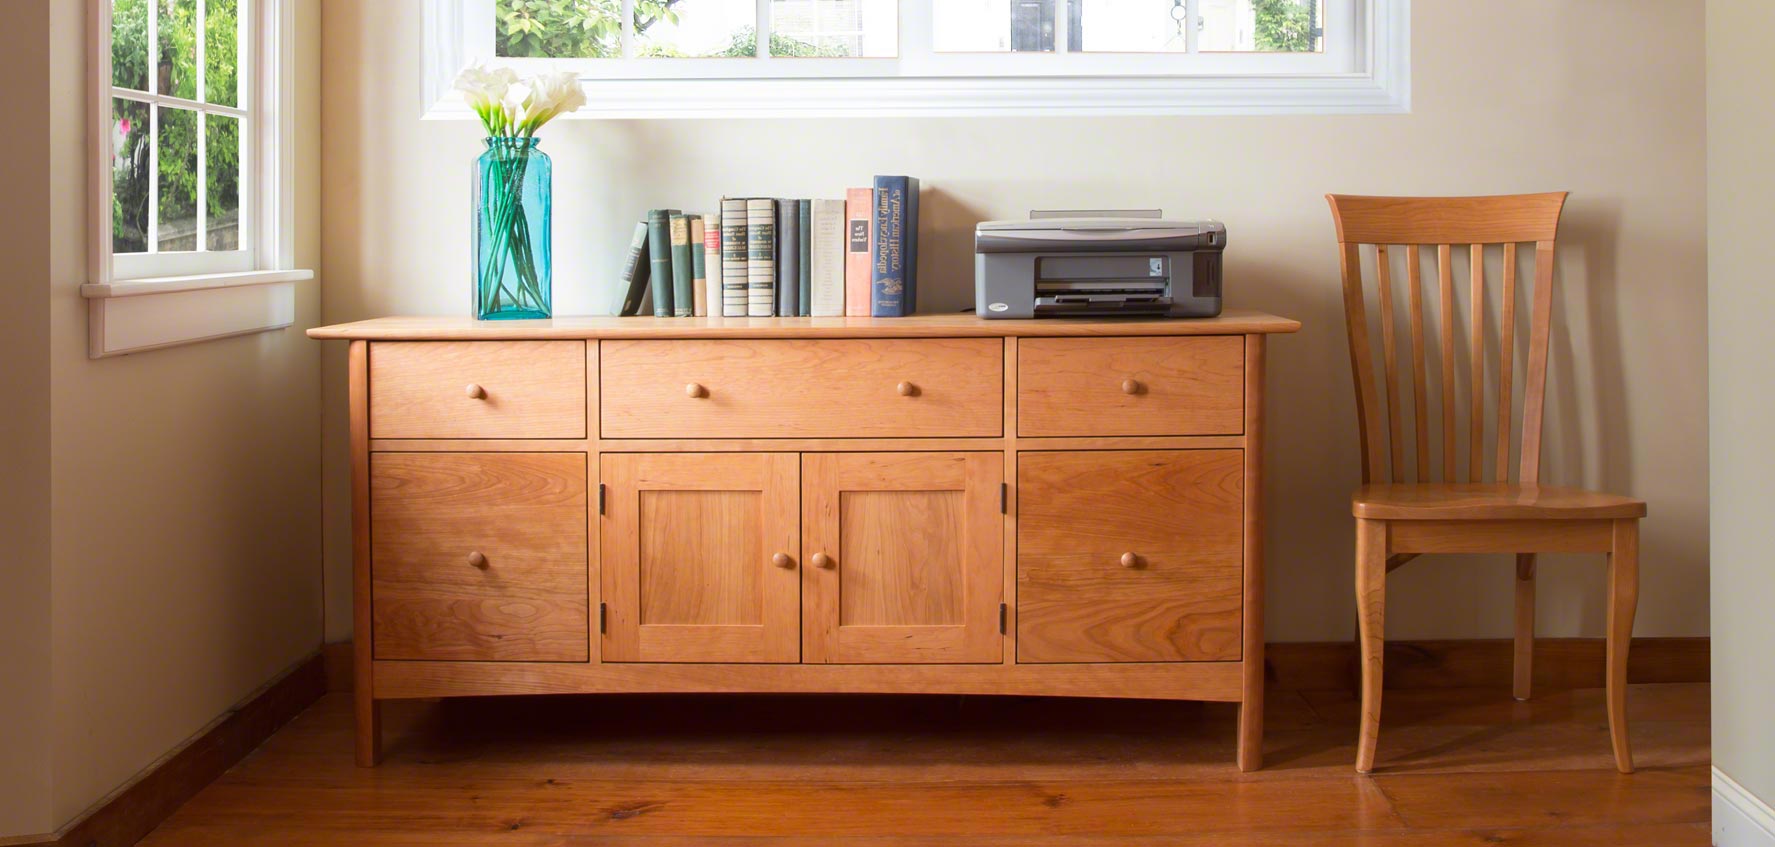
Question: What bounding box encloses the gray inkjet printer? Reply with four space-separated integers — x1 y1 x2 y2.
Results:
974 210 1225 319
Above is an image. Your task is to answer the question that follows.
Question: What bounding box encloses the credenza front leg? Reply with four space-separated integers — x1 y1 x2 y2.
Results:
355 694 381 767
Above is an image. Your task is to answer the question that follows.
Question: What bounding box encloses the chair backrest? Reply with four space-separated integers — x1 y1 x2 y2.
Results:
1325 192 1568 486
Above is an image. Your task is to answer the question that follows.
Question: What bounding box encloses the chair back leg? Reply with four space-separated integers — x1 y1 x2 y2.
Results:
1513 553 1537 701
1606 519 1640 773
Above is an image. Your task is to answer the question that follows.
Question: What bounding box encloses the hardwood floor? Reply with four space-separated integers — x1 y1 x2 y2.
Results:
139 683 1710 846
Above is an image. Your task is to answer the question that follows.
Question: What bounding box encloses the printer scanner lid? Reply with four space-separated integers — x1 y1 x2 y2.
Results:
975 218 1225 254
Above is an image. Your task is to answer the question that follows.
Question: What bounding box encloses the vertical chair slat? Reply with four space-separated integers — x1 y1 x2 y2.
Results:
1375 245 1404 482
1340 242 1387 484
1437 244 1456 481
1407 245 1429 482
1469 244 1486 482
1496 242 1519 482
1519 240 1557 485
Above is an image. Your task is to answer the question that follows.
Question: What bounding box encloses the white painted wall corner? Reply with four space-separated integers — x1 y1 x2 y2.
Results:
1716 767 1775 847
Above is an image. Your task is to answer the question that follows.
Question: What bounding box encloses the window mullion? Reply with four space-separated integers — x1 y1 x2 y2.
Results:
1187 0 1200 54
620 0 634 58
755 0 769 59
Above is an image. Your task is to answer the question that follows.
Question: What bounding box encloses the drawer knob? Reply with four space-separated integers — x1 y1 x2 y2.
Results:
772 552 795 570
1121 379 1141 395
811 552 834 569
897 381 916 397
468 551 489 569
466 383 487 399
1120 552 1140 569
685 382 706 398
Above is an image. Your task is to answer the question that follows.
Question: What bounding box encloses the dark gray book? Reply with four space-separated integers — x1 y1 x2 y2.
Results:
777 199 799 317
617 219 650 317
797 200 812 317
645 208 678 317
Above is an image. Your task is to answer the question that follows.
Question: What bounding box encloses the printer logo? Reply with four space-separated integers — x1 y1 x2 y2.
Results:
988 302 1009 313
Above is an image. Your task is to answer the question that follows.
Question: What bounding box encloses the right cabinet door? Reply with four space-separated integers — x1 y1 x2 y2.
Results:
1017 450 1244 663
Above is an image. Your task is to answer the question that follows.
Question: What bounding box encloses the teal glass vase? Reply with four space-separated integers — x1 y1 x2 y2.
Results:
473 137 552 320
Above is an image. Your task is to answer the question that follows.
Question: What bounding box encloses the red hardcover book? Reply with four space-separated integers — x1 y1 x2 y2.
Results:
844 188 874 317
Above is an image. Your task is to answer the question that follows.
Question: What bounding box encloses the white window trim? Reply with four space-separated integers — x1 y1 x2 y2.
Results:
422 0 1408 119
85 0 312 359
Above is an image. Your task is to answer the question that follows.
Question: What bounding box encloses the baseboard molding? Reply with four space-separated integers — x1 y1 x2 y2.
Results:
1716 767 1775 847
1266 636 1708 691
31 652 327 847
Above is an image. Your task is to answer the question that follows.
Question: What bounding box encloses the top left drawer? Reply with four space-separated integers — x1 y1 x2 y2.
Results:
370 341 586 439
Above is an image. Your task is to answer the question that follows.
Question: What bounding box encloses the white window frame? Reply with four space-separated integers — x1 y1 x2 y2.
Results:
84 0 312 358
423 0 1408 119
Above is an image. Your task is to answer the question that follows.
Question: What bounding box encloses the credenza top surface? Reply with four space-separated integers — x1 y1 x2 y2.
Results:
307 310 1301 341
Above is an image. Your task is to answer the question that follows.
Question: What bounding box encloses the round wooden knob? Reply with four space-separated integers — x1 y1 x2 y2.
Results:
466 383 487 399
772 552 794 569
468 551 489 569
897 381 916 397
1121 379 1140 395
685 382 706 398
1120 552 1139 569
811 552 834 569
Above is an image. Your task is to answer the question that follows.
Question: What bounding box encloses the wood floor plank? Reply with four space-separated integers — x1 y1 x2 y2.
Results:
1374 765 1711 830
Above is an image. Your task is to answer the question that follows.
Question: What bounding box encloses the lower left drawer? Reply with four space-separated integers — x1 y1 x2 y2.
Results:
371 452 590 662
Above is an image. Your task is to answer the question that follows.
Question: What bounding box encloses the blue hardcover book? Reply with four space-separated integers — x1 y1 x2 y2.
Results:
870 176 919 317
797 200 813 317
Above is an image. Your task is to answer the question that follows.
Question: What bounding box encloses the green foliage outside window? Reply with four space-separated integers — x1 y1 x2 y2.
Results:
1253 0 1316 53
496 0 844 59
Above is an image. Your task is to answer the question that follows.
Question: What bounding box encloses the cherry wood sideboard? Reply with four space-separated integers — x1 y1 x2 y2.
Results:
309 312 1300 770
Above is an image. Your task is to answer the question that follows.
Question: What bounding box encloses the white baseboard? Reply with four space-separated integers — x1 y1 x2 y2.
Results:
1716 767 1775 847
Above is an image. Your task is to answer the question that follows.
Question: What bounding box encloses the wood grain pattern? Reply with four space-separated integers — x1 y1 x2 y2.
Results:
1265 637 1708 693
1513 553 1537 701
1375 246 1404 482
370 453 589 662
348 341 378 766
802 453 1003 664
1017 336 1244 437
1438 243 1457 481
1352 484 1647 521
1354 517 1387 774
1018 450 1243 663
1407 244 1430 481
1520 241 1559 485
369 341 586 439
1469 244 1486 481
1238 334 1267 772
1607 519 1640 773
1387 519 1615 554
1325 192 1568 245
601 338 1003 439
601 453 799 663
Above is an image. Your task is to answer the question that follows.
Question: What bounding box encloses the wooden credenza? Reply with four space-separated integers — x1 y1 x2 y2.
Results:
309 312 1300 770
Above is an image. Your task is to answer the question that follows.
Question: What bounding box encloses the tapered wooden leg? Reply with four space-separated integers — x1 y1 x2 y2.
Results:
355 691 381 767
1354 518 1387 774
1606 519 1639 774
1512 553 1537 701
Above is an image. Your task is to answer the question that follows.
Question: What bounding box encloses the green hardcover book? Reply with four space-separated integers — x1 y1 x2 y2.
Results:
797 200 812 317
669 213 694 317
646 209 677 317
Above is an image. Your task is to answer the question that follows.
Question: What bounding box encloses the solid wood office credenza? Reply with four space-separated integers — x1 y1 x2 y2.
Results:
308 312 1301 770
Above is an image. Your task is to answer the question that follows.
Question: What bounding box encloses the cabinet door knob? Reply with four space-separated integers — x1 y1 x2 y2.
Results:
468 551 489 569
1121 379 1141 395
897 381 916 397
466 383 487 399
685 382 706 398
772 552 795 570
811 552 834 569
1120 552 1139 569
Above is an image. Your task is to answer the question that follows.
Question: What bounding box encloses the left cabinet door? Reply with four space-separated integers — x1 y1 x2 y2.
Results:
601 453 801 663
371 452 590 661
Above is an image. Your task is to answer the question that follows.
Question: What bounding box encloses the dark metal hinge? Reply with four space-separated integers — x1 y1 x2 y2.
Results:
999 482 1007 514
999 603 1008 635
598 483 606 515
599 602 607 633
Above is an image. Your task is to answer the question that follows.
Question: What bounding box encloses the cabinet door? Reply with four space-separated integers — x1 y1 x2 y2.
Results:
1018 450 1243 663
802 453 1003 664
601 453 800 663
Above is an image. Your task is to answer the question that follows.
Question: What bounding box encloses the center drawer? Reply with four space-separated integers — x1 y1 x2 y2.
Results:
600 339 1004 439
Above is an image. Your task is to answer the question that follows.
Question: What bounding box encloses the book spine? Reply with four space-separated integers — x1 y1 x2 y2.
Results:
669 213 694 317
721 199 749 317
646 209 677 317
746 199 776 317
870 177 914 317
904 178 919 313
797 200 812 317
618 220 650 317
844 188 873 317
689 215 708 318
701 213 721 318
776 200 798 318
810 199 846 317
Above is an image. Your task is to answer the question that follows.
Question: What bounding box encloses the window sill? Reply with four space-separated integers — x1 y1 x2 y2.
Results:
83 269 313 358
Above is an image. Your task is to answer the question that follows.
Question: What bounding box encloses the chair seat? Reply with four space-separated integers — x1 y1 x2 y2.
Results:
1351 483 1646 521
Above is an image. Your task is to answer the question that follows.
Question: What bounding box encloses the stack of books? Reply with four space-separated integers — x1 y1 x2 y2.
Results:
618 176 920 318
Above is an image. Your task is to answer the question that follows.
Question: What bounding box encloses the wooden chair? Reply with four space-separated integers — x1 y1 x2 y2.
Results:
1325 193 1645 775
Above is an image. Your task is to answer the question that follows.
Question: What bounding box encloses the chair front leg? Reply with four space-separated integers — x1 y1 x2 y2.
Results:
1607 519 1640 774
1354 518 1388 774
1513 553 1537 701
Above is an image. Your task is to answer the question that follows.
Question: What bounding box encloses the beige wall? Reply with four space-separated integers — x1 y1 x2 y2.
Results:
1707 0 1775 810
320 0 1709 643
0 0 327 835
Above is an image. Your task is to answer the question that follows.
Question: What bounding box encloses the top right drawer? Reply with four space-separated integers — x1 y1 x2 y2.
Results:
1018 336 1245 437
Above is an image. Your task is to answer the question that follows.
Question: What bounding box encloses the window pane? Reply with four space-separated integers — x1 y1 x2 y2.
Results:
1200 0 1323 53
768 0 896 58
635 0 757 58
158 0 197 99
935 0 1053 53
158 107 198 253
496 0 620 58
1069 0 1188 53
112 0 150 90
205 0 239 106
112 99 150 254
206 115 240 251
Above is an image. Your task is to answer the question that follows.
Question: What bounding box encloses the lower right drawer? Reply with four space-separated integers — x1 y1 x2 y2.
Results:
1016 450 1244 663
